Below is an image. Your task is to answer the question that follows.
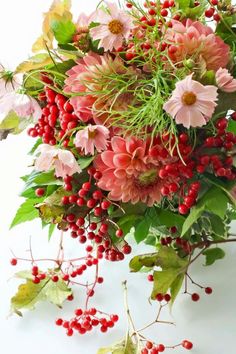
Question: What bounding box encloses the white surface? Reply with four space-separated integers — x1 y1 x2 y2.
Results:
0 1 236 354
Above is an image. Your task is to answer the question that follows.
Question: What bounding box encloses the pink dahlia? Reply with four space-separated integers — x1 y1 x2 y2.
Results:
90 2 133 51
64 52 136 124
165 20 230 71
74 124 110 155
216 68 236 93
35 144 81 178
95 136 177 206
163 74 218 129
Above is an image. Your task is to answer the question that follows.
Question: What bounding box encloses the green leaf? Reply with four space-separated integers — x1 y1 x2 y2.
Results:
35 187 70 224
48 223 56 240
28 138 42 155
227 119 236 134
170 273 184 304
134 218 151 244
97 335 136 354
152 269 180 299
77 155 95 169
203 247 226 266
10 198 44 229
51 19 76 44
209 214 226 238
181 205 204 236
21 170 63 194
149 207 185 232
177 0 190 9
130 253 159 272
11 276 72 315
118 214 140 236
15 53 53 73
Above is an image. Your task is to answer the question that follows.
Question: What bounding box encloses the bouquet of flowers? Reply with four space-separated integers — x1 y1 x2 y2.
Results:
1 0 236 352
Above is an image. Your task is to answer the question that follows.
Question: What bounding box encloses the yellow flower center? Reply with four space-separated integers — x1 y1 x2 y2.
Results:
182 91 197 105
138 169 158 186
108 19 124 35
88 129 97 139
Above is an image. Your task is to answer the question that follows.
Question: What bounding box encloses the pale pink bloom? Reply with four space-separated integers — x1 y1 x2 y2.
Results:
64 52 136 124
74 124 110 155
165 20 230 71
90 2 133 51
164 75 218 129
216 68 236 93
0 66 22 96
76 12 95 28
95 136 177 206
0 92 41 124
35 144 81 178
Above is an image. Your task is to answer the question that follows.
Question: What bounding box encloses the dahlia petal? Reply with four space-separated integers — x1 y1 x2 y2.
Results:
113 153 131 168
101 151 115 167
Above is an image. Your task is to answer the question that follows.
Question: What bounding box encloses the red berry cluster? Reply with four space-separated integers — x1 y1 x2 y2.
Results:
27 83 78 147
205 0 221 22
141 340 193 353
61 169 132 262
190 287 213 302
56 309 119 336
155 293 171 302
196 117 236 180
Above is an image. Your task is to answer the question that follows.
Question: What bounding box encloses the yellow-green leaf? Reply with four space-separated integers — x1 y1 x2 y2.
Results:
15 53 53 73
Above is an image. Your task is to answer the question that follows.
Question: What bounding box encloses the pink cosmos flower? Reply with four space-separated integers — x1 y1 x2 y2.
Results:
216 68 236 93
95 136 177 206
90 2 133 51
163 75 218 129
165 20 230 71
0 92 41 124
76 12 95 28
35 144 81 178
74 124 110 155
64 52 136 124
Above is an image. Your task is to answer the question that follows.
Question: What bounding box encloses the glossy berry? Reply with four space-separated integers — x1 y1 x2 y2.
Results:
191 293 200 302
178 204 189 215
35 188 45 197
182 340 193 350
157 344 165 352
205 287 213 295
10 258 17 266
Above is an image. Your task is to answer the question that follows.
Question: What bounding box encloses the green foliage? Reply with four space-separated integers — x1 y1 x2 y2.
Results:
176 0 207 18
97 335 136 354
130 246 188 304
10 198 44 229
35 187 67 224
134 218 151 244
203 247 226 266
78 155 95 169
21 170 63 195
227 119 236 134
11 274 72 315
15 53 53 73
48 223 56 240
181 186 230 236
0 110 28 140
51 19 76 44
28 138 42 155
216 14 236 45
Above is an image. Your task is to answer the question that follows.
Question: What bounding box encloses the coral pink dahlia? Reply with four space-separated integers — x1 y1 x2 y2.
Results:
64 52 136 124
163 75 218 129
74 124 110 155
216 68 236 93
95 136 177 206
165 20 230 71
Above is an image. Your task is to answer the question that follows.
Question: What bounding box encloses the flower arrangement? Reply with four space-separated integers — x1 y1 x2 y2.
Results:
1 0 236 352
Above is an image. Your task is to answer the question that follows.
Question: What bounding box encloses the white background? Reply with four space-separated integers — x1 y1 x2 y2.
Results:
0 1 236 354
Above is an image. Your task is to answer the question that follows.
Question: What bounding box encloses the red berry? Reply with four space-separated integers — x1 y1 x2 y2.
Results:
182 340 193 350
52 275 59 282
101 200 111 210
164 294 171 302
178 204 189 215
110 314 119 322
205 8 214 17
32 266 39 276
147 274 154 281
55 318 63 326
33 276 40 284
67 294 74 301
161 8 168 16
122 244 132 254
191 293 200 302
213 13 221 21
157 344 165 352
10 258 17 266
82 182 91 191
211 0 218 5
61 196 70 205
156 293 164 302
205 287 213 295
146 341 153 349
87 199 96 209
66 328 74 336
116 229 124 238
35 188 45 197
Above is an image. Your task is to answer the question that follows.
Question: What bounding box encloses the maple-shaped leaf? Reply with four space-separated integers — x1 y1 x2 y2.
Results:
11 274 72 316
32 0 72 53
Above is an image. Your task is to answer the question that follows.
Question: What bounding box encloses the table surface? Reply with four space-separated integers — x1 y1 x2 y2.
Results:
0 1 236 354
